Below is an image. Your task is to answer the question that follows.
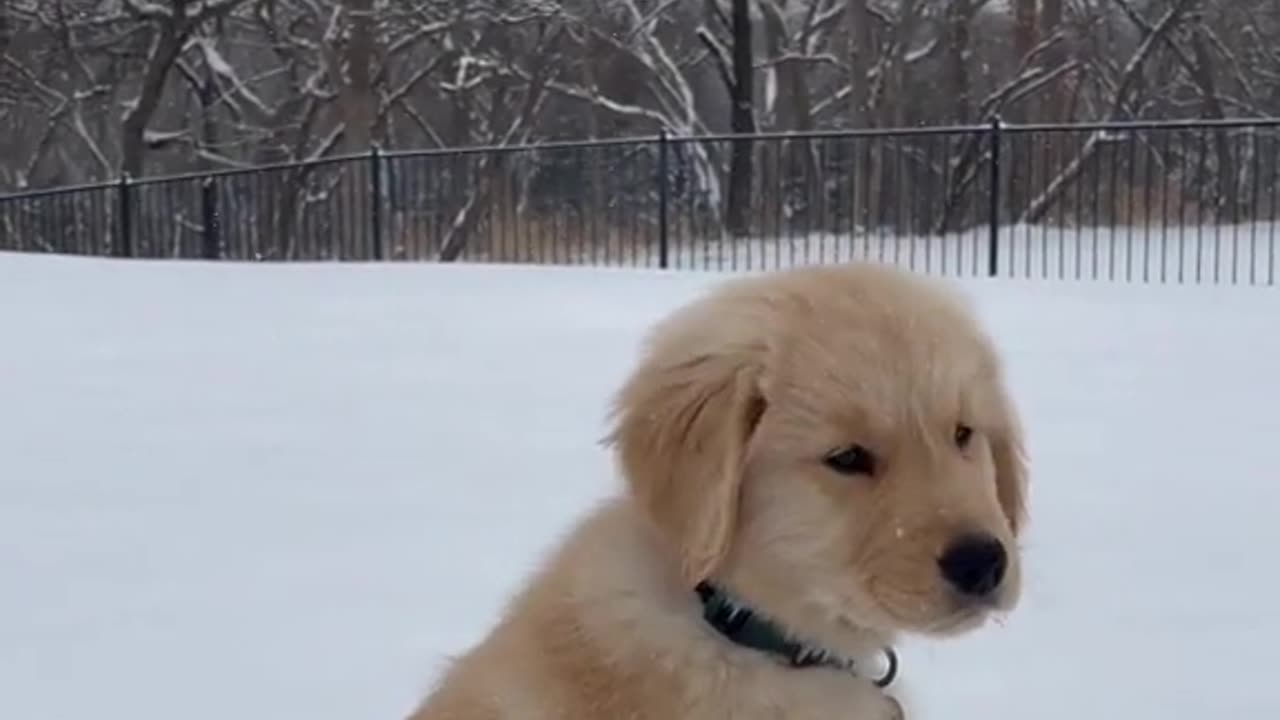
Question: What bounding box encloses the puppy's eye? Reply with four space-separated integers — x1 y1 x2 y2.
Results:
824 445 877 476
954 424 974 449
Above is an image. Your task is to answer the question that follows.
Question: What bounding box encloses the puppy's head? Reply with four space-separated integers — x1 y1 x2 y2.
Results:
606 263 1027 648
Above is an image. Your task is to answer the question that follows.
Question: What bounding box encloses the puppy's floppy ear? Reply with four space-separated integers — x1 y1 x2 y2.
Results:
605 318 765 587
990 390 1029 537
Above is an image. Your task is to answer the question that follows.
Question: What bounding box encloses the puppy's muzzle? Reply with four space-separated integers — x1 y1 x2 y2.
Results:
937 533 1008 598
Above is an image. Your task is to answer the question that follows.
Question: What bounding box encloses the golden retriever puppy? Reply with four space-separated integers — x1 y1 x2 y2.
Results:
407 262 1028 720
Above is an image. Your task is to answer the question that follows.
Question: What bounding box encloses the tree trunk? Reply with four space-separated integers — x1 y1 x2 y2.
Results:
1187 25 1235 215
341 0 375 152
120 23 184 178
1011 0 1037 122
847 0 873 127
1040 0 1065 121
946 0 973 124
726 0 755 238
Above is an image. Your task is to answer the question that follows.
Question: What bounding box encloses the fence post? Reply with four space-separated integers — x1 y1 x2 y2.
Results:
657 130 670 270
370 145 384 261
116 174 133 258
201 177 220 260
987 116 1002 277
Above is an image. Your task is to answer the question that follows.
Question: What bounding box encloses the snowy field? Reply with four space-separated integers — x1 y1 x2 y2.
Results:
3 251 1280 719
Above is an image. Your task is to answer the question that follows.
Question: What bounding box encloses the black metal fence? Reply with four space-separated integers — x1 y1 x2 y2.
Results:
2 118 1279 285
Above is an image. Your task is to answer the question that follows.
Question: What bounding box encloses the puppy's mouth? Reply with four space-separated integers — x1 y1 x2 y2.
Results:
920 604 993 635
859 581 1004 637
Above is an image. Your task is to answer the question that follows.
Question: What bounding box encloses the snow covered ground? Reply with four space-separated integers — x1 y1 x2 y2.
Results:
3 252 1279 719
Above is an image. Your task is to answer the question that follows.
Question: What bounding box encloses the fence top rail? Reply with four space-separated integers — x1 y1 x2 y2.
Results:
1003 116 1280 133
383 133 653 160
666 124 989 145
1 116 1277 202
382 116 1280 156
382 123 993 160
126 152 359 189
0 178 119 202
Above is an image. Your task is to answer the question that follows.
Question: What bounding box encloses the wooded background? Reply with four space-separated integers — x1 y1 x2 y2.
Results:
2 0 1277 192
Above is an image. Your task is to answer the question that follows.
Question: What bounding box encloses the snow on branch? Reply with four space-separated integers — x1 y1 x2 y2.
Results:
1018 0 1196 224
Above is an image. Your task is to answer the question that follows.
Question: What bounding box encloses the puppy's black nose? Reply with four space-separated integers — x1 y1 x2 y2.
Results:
937 534 1007 597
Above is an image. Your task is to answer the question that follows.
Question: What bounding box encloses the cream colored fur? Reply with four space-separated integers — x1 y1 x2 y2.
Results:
407 262 1029 720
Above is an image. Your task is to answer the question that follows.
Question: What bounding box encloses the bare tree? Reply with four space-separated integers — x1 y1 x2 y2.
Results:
119 0 250 178
3 0 1278 251
1019 0 1196 224
698 0 756 237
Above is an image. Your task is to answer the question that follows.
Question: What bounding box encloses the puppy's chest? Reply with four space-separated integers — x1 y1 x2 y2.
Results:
680 665 905 720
